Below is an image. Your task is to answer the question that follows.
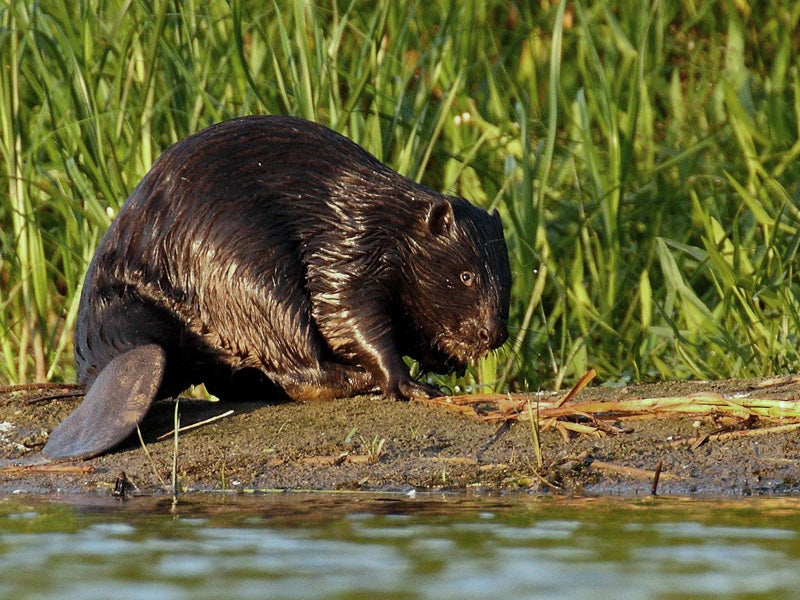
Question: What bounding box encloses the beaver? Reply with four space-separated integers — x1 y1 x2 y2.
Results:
42 115 512 460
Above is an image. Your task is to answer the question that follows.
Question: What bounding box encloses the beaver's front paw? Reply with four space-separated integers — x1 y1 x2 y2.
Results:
385 377 443 401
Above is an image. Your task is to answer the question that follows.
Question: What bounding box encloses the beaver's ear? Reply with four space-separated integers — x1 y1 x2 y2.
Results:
426 198 454 236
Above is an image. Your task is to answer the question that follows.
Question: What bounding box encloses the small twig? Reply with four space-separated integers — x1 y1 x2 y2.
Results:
530 468 561 492
476 419 513 462
156 409 234 440
554 419 607 437
554 368 596 408
692 422 800 448
753 375 800 388
590 459 681 481
26 392 85 404
690 430 715 450
555 421 572 443
0 463 95 475
651 461 663 496
0 382 83 394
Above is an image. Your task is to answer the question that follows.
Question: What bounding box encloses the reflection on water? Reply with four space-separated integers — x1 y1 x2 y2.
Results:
2 493 800 599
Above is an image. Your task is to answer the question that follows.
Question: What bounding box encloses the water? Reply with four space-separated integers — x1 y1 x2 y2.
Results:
2 493 800 599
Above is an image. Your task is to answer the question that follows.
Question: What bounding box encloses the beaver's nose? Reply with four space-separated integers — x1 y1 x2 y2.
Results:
478 319 508 349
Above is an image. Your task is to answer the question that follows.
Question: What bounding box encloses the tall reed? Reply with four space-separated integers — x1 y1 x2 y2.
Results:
1 1 798 391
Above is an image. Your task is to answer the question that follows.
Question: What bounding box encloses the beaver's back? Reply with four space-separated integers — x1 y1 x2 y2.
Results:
74 116 444 393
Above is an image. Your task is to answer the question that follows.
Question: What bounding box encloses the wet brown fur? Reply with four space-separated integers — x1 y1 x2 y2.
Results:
76 115 511 404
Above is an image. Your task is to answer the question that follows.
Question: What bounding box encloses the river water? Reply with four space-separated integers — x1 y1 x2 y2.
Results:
2 492 799 599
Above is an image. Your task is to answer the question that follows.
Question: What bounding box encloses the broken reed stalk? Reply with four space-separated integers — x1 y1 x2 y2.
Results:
417 392 800 423
414 370 800 446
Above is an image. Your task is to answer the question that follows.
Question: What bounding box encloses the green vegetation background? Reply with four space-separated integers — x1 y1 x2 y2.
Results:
1 1 799 392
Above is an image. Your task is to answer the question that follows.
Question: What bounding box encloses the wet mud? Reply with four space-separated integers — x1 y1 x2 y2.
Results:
2 377 800 498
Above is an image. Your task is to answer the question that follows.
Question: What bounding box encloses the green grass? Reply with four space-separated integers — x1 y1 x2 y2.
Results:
1 0 799 392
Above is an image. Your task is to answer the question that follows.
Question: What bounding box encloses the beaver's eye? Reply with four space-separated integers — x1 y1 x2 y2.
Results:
460 271 475 286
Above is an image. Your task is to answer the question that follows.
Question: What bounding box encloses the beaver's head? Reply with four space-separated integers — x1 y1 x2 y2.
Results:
398 195 511 373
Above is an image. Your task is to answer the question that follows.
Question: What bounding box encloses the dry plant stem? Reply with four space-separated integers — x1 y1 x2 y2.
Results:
539 396 800 421
172 399 180 505
554 369 596 408
156 409 234 441
555 420 607 437
590 460 682 482
0 464 94 474
136 425 168 488
0 383 83 394
651 461 663 496
527 399 543 469
475 419 513 462
416 388 800 451
689 422 800 449
418 393 800 423
753 376 800 388
26 392 85 404
531 469 561 492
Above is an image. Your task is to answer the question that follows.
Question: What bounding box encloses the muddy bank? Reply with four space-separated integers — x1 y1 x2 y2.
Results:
2 377 800 498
